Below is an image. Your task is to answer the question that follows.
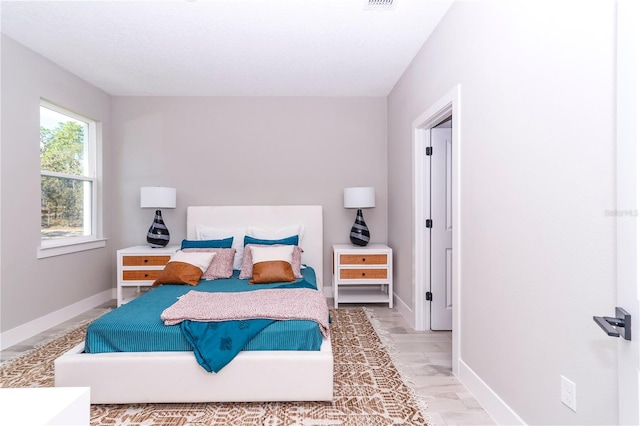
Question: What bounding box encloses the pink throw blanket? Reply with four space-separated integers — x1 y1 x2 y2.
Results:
161 288 330 338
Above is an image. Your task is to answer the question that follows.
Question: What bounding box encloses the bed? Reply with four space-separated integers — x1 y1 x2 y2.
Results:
54 205 333 404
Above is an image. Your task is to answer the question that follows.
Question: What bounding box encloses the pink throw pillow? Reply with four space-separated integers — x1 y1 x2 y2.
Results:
183 248 236 279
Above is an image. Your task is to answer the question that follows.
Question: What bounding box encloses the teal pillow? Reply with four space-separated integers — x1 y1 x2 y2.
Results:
181 237 233 250
243 235 299 246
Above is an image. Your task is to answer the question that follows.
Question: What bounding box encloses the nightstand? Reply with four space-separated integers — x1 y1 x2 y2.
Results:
332 243 393 308
116 245 179 306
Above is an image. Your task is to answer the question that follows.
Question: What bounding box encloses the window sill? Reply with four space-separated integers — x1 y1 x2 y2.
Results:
37 238 108 259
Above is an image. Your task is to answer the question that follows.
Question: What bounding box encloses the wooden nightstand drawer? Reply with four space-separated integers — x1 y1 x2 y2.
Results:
122 270 163 281
339 268 388 280
122 255 171 267
339 254 387 265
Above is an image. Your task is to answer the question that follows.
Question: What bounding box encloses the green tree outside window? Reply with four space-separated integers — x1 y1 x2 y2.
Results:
40 106 91 239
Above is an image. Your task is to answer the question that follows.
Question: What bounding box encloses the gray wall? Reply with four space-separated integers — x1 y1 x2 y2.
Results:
388 1 617 424
110 96 388 291
0 36 388 332
0 2 624 422
0 35 113 331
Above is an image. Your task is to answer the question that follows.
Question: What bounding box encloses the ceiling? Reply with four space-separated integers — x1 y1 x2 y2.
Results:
0 0 453 96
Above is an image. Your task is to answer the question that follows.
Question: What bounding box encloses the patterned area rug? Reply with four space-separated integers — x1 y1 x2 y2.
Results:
0 308 428 425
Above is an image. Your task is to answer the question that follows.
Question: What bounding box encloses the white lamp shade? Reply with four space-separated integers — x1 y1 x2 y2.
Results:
344 187 375 209
140 187 176 209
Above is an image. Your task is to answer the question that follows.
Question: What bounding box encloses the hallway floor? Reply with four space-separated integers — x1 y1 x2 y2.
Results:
361 304 495 425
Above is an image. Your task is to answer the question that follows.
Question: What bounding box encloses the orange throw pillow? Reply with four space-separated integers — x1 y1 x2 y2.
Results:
250 261 296 284
153 261 203 286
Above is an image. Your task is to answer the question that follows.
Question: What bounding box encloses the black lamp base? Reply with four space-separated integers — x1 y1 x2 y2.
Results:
147 209 170 247
349 209 370 246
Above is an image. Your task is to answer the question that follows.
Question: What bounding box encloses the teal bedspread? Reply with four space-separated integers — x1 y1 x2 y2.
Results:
179 281 317 372
85 268 322 356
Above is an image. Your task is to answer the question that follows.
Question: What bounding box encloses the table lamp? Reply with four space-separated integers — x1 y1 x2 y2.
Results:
140 187 176 247
343 187 375 246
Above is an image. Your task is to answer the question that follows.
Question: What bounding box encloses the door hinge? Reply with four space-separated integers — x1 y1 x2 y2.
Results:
425 219 433 228
426 291 433 301
426 147 433 156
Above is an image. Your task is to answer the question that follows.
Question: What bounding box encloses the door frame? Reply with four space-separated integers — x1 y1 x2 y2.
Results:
616 0 639 422
412 84 461 374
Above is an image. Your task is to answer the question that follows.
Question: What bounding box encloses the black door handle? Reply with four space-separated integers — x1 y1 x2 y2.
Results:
593 307 631 341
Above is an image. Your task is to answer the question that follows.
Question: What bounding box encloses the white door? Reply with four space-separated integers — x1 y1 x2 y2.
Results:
430 124 453 331
616 1 639 422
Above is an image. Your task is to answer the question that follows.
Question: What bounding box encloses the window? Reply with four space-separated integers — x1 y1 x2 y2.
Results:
39 100 104 257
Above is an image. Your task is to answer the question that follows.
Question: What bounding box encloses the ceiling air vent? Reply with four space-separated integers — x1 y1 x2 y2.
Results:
364 0 396 11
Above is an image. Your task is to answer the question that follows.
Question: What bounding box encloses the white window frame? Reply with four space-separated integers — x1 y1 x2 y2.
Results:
38 100 106 258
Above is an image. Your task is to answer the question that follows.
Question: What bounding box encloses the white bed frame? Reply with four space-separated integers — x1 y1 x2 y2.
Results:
55 205 333 404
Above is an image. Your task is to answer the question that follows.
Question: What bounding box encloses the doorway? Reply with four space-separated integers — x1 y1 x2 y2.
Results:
429 119 453 331
412 85 461 375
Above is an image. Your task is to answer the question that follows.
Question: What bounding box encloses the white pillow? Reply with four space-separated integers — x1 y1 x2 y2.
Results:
250 245 294 265
169 251 216 273
196 225 245 270
246 224 304 241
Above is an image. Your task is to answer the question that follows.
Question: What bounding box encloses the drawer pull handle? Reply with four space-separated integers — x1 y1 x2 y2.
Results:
362 258 366 262
144 259 148 263
362 272 366 277
144 273 149 278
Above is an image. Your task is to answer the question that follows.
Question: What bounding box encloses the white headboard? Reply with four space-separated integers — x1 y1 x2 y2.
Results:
186 205 323 287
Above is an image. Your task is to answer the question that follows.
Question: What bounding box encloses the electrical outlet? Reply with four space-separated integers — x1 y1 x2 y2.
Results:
561 375 577 412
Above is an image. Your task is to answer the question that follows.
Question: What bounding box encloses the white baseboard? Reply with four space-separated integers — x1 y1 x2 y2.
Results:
393 293 416 329
323 285 333 299
0 290 113 350
458 359 526 425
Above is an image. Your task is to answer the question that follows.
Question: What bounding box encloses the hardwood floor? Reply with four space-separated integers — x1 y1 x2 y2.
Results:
362 304 495 426
1 300 494 426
